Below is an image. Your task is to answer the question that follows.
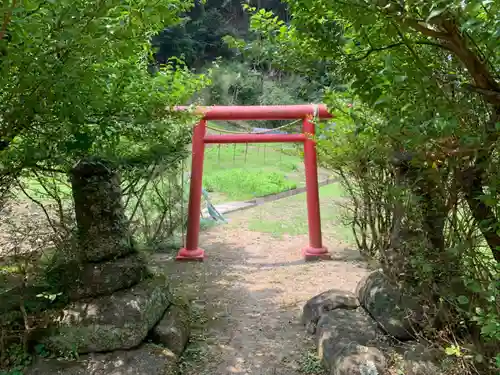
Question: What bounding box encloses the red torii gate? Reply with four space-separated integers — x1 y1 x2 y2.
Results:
175 104 334 261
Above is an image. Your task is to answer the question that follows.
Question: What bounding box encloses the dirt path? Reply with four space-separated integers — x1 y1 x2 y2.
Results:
152 212 370 375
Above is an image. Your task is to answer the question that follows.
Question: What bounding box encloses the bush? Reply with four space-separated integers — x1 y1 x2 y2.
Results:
318 102 500 374
123 162 188 250
202 61 323 128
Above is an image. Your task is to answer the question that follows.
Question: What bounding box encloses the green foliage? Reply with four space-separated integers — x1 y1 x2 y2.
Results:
204 169 296 200
0 343 31 375
240 1 500 373
0 2 208 372
298 350 325 374
204 61 322 106
35 292 63 303
152 0 289 68
0 0 209 175
125 163 188 249
201 60 323 129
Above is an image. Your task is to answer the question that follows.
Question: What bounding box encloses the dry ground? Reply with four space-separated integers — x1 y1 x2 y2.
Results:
152 198 370 375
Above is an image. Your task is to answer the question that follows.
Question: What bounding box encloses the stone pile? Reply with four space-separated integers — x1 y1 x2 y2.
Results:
26 158 191 375
302 270 442 375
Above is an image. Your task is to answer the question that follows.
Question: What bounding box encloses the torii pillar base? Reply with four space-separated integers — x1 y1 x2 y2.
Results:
302 246 331 262
176 247 205 261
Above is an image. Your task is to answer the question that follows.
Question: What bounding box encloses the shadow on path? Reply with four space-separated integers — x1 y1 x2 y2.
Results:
152 225 369 375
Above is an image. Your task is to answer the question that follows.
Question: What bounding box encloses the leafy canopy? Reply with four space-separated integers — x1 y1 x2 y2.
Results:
237 0 499 153
0 0 209 172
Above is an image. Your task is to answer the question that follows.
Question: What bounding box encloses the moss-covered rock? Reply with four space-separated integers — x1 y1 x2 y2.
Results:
26 343 178 375
38 276 171 354
356 271 424 340
150 303 191 356
47 253 151 301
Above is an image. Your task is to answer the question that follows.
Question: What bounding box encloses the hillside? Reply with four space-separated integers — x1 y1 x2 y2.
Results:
153 0 288 69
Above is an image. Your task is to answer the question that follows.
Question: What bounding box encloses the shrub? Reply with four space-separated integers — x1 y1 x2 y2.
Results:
317 103 500 374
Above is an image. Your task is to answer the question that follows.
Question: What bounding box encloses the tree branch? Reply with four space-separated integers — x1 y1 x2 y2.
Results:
462 84 500 102
0 0 16 41
461 167 500 263
352 43 403 61
403 18 450 40
32 164 67 174
351 40 453 61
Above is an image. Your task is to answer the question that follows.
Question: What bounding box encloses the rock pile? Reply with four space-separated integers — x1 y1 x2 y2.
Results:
25 158 191 375
302 270 442 375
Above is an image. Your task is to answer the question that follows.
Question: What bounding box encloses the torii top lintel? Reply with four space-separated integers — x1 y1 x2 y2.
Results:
175 104 333 121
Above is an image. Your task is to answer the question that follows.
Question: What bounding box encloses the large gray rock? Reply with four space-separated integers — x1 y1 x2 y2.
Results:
356 270 423 340
38 277 171 354
151 304 191 356
331 343 387 375
51 253 151 301
71 158 135 263
316 307 380 372
26 344 178 375
302 289 359 334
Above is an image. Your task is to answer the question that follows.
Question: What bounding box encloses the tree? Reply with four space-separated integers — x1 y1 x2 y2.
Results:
242 0 500 259
0 0 208 186
152 0 289 69
240 1 500 371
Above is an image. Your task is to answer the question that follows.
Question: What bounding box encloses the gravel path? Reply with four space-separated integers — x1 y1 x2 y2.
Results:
154 210 369 375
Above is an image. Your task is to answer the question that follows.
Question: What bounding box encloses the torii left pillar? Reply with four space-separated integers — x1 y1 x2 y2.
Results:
175 119 207 261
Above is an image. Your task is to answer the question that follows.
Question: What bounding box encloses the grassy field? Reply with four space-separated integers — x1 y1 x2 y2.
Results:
188 121 333 203
16 122 333 205
201 143 301 201
247 183 353 243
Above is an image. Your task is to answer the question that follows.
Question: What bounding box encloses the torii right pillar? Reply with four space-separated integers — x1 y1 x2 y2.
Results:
301 115 331 261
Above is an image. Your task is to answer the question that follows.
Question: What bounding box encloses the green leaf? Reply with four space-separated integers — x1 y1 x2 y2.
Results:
457 295 469 305
426 8 446 22
480 321 499 337
445 345 462 357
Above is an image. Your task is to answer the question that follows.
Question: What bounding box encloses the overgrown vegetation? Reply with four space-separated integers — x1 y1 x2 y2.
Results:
204 169 296 200
201 143 304 201
1 0 499 374
240 1 500 373
298 350 325 374
0 0 206 370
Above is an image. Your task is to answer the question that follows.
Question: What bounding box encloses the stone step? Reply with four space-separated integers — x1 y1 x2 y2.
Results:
201 201 257 217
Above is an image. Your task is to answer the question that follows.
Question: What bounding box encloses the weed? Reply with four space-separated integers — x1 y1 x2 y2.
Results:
298 350 325 374
179 342 209 374
0 343 32 375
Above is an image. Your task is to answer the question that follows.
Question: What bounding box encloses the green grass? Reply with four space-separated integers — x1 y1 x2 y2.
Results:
196 140 324 202
194 122 319 202
15 174 72 201
204 169 296 200
298 350 326 374
202 143 301 175
247 183 354 243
